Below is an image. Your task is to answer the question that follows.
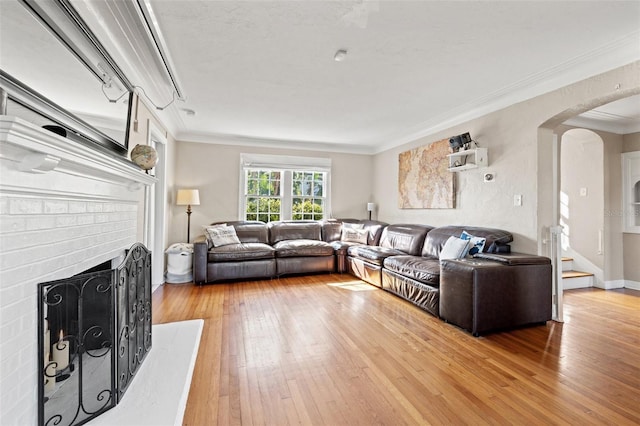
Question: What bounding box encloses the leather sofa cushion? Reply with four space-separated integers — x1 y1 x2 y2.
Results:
353 220 389 245
330 240 363 255
269 221 322 244
274 239 334 257
208 242 275 262
210 220 269 244
379 224 433 256
422 226 513 258
348 245 405 266
383 255 441 286
321 220 343 242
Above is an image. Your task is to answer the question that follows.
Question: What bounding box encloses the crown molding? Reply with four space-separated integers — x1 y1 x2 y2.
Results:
176 131 374 155
174 31 639 155
372 32 640 153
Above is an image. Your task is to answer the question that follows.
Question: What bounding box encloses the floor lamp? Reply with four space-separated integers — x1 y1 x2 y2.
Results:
176 189 200 243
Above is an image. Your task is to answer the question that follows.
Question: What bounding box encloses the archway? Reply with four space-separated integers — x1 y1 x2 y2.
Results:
559 129 604 288
538 89 640 321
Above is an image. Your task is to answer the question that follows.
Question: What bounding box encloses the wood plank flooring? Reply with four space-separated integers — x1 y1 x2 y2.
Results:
152 274 640 425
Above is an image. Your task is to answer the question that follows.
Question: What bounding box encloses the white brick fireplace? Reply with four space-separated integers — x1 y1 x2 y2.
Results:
0 117 155 425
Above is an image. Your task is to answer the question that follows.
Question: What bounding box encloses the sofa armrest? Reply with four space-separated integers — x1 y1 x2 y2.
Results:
193 241 208 284
439 258 552 335
473 252 551 266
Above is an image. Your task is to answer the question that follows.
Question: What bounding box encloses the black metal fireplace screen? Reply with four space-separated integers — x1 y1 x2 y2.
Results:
38 243 152 426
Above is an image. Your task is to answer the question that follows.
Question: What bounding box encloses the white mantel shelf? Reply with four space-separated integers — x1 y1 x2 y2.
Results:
0 116 156 188
0 116 157 425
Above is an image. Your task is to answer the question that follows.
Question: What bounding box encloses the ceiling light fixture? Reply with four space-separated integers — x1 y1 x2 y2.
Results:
334 49 348 62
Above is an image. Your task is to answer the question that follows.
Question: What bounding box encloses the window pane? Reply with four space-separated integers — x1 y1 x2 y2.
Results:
258 175 269 195
246 197 257 216
246 178 257 195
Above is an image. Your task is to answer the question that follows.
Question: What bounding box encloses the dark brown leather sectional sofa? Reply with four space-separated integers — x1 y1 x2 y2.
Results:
193 219 552 335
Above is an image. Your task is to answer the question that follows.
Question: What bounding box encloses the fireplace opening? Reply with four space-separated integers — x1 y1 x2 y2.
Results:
38 243 152 426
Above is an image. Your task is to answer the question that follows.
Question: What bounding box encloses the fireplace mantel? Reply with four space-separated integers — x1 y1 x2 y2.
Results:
0 116 155 188
0 116 156 425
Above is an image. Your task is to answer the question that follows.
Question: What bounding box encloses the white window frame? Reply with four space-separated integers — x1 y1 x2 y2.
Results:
239 154 332 221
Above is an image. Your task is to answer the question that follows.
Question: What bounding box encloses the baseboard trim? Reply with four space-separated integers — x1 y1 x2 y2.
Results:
602 280 625 289
625 280 640 291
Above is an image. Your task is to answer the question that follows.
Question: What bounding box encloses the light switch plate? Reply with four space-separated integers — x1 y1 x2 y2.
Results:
580 187 588 197
514 194 522 206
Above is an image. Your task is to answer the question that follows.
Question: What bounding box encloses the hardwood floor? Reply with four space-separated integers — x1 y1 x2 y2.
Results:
152 274 640 425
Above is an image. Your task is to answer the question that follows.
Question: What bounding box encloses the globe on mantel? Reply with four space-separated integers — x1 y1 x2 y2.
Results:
130 144 158 173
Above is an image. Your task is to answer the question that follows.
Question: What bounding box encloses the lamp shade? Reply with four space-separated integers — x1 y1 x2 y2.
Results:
367 202 375 212
176 189 200 206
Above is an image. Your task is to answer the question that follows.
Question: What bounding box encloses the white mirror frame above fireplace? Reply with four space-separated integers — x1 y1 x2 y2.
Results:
0 116 155 425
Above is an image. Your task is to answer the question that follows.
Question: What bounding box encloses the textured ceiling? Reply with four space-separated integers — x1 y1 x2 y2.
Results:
143 0 639 152
568 94 640 134
4 1 639 152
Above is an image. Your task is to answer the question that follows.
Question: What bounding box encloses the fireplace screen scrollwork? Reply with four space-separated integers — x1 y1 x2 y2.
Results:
38 243 152 426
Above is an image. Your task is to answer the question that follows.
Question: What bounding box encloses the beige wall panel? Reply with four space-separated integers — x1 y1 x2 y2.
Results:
170 141 373 244
373 62 640 255
623 233 640 282
623 132 640 152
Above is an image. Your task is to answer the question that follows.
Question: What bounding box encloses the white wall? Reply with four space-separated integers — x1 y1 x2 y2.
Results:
169 140 373 245
373 61 640 255
560 129 604 270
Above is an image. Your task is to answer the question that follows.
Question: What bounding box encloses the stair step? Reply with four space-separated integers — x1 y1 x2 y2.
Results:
562 270 594 290
561 257 573 271
562 270 593 279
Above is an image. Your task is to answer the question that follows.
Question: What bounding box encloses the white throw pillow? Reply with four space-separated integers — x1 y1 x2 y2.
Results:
204 225 240 247
341 228 368 244
439 236 470 260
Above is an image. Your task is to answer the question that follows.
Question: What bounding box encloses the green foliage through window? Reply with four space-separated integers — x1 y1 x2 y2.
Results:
244 168 326 222
245 197 281 222
292 198 324 220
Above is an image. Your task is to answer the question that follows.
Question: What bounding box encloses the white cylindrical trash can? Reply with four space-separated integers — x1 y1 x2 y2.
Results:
165 243 194 283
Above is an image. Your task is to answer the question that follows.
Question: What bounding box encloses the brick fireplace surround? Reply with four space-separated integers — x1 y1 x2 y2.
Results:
0 117 155 425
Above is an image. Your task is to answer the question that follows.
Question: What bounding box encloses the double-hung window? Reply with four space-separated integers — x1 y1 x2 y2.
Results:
240 154 331 222
245 170 282 222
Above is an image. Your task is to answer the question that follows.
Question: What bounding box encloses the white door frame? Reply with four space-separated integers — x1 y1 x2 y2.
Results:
551 133 563 322
145 120 168 288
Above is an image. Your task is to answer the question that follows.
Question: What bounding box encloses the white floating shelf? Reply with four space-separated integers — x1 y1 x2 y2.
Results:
447 147 488 172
